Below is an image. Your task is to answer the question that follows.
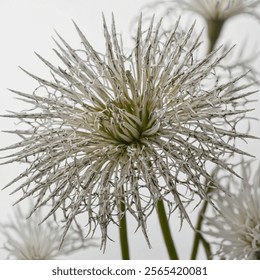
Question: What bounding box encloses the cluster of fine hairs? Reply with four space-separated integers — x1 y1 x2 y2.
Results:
0 0 260 259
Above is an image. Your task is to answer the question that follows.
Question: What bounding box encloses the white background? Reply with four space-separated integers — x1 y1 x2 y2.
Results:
0 0 260 260
1 260 260 280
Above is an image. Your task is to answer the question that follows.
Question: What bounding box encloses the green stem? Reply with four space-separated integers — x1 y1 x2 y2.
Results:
190 182 214 260
119 200 130 260
157 200 179 260
207 19 224 53
190 198 211 260
200 235 212 260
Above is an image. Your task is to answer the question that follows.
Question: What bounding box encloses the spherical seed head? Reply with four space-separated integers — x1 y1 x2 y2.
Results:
206 161 260 259
0 15 256 247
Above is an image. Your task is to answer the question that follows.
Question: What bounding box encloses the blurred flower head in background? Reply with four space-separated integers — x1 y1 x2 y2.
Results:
173 0 260 21
0 204 97 259
144 1 260 51
206 161 260 259
0 15 256 248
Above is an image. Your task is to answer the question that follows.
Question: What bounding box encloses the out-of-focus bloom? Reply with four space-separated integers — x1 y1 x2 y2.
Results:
0 16 256 247
0 205 96 259
206 161 260 259
144 1 260 51
172 0 260 21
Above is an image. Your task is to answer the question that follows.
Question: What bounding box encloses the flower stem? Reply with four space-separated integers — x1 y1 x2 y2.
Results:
190 184 213 260
190 199 210 260
119 200 130 260
157 200 179 260
207 19 224 53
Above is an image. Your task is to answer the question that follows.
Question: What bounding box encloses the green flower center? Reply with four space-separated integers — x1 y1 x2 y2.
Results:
96 71 161 146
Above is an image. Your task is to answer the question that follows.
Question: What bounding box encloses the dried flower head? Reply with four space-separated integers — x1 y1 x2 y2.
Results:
0 204 96 259
148 0 260 21
174 0 260 21
143 1 260 51
0 15 256 247
205 161 260 259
